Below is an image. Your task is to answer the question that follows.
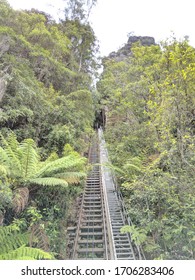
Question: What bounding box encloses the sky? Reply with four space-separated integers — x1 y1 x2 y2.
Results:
7 0 195 56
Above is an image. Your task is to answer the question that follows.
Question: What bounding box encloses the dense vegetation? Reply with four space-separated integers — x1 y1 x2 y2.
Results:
97 39 195 259
0 0 194 260
0 0 97 259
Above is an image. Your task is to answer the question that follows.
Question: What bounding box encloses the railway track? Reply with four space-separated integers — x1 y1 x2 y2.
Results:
67 129 143 260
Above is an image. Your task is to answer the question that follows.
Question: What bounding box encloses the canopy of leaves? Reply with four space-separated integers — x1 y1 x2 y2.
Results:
0 224 53 260
0 0 98 259
98 38 195 259
0 0 97 155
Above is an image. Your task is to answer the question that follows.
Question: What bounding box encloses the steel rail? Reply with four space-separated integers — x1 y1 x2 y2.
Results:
69 129 144 260
71 134 109 259
98 127 137 260
71 143 92 259
98 130 116 259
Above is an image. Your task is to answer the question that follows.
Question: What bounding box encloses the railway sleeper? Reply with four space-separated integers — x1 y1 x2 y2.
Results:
83 211 102 215
83 204 102 207
80 229 103 233
84 197 101 201
76 252 104 259
80 225 103 229
78 244 103 249
82 221 102 226
78 239 103 244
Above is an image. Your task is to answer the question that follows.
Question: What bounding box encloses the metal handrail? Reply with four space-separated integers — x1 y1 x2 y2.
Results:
100 172 109 259
111 163 146 259
98 129 116 259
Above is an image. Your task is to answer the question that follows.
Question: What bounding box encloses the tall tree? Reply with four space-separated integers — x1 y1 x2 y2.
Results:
64 0 97 22
97 38 195 259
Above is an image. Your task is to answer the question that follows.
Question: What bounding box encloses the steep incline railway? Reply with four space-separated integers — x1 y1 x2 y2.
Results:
71 136 109 259
67 129 144 260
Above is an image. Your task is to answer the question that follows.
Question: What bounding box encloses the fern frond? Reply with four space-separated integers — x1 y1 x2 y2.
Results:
0 147 9 165
0 225 29 255
44 152 59 162
0 232 29 254
0 245 53 260
0 164 8 177
6 133 20 153
54 172 86 184
19 139 39 178
16 256 36 260
36 154 86 178
29 224 50 252
0 225 15 242
28 177 68 188
12 187 29 214
0 134 22 176
0 225 53 260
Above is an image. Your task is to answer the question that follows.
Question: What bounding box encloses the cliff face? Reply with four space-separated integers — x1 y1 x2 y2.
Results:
108 36 156 60
127 35 155 46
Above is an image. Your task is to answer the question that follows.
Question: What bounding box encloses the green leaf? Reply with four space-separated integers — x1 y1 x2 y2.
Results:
28 177 68 188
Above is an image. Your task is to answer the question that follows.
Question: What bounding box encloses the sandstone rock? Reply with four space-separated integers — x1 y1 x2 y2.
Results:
107 35 156 60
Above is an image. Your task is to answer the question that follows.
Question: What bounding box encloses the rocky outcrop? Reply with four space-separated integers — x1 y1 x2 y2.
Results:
108 36 156 60
127 36 155 47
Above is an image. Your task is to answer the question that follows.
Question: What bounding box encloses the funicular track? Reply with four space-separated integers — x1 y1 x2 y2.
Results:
67 129 144 260
71 136 109 259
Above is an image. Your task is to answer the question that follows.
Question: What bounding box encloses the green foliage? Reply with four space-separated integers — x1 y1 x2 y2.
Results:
0 184 12 213
0 132 86 258
0 0 97 260
0 246 52 260
98 38 195 259
0 0 97 155
64 0 97 22
0 224 53 260
120 225 147 246
0 133 87 216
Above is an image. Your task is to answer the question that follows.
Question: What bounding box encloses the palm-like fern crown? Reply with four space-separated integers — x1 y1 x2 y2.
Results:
0 133 87 185
0 133 87 213
0 134 39 179
19 139 39 179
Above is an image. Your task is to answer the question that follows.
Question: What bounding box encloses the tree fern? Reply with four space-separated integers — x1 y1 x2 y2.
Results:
0 232 29 255
29 223 50 252
0 134 87 214
0 147 9 165
12 187 29 214
0 133 22 176
54 171 86 184
0 164 7 177
16 256 36 260
28 177 68 188
5 133 20 155
0 225 15 241
0 225 28 255
35 154 86 178
0 225 53 260
0 246 53 260
19 139 39 179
